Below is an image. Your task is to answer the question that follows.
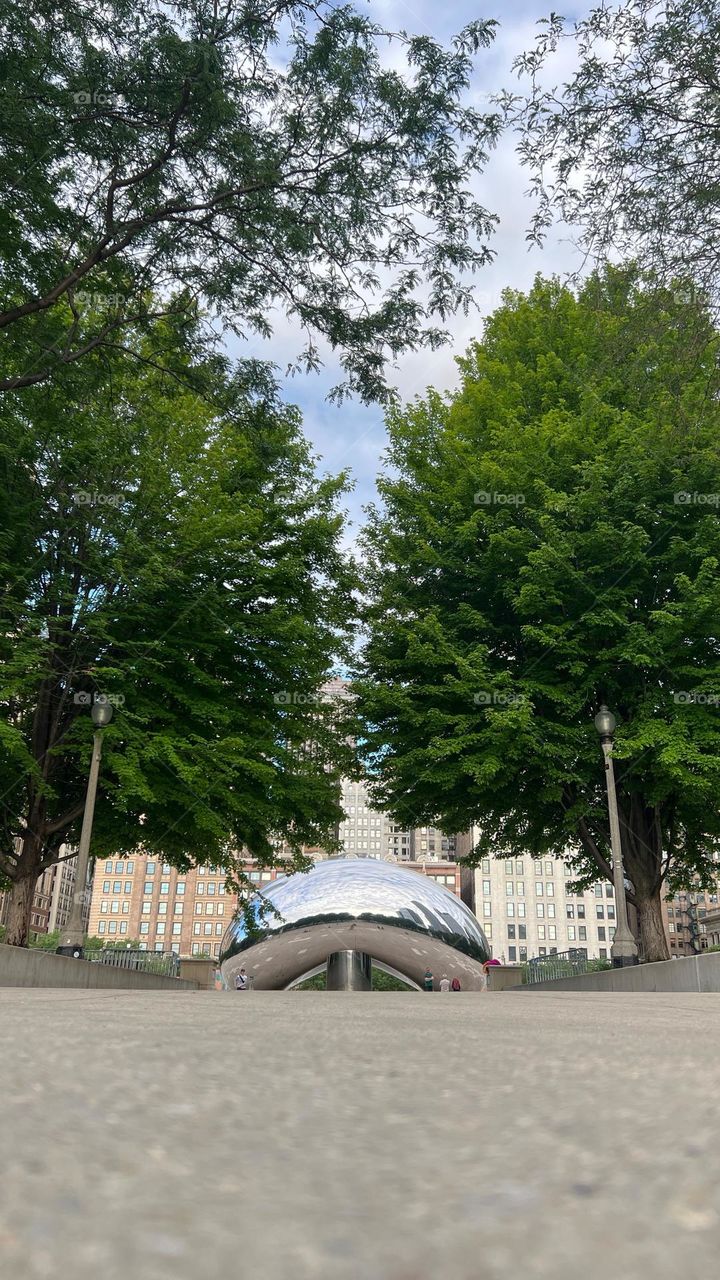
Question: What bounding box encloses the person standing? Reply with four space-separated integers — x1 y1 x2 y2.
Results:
423 968 434 992
235 967 248 991
439 974 450 992
451 976 461 991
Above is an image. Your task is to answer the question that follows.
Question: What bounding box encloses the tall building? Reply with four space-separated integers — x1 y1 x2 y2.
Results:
0 849 85 936
337 778 456 862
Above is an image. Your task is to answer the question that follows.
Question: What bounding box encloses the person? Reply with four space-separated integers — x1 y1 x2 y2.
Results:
423 968 434 992
234 967 248 991
439 974 450 992
451 976 461 991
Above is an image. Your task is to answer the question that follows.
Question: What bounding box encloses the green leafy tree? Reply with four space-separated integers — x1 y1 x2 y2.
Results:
0 324 356 946
356 269 720 962
510 1 720 304
0 0 501 401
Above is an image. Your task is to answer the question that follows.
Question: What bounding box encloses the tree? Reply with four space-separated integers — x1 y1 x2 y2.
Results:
0 0 501 401
0 323 357 946
510 1 720 305
355 269 720 961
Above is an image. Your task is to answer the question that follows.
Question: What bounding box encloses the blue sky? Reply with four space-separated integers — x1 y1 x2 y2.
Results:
229 0 589 546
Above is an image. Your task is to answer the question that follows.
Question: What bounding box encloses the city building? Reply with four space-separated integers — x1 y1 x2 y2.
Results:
337 778 456 862
0 849 86 936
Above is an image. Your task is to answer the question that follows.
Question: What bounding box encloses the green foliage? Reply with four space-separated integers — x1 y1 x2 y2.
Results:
0 317 357 934
356 267 720 959
0 0 501 401
511 1 720 304
293 967 413 990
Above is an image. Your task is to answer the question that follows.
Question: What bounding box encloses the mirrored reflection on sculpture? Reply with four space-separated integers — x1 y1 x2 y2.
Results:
219 858 491 991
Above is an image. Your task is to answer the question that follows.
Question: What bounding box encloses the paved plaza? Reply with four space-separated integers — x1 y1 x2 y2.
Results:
2 989 720 1279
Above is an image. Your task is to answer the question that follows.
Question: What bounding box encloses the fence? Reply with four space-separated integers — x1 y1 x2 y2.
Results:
85 948 181 979
524 948 591 985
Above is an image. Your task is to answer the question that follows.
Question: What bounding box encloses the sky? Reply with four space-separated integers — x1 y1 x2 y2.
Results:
229 0 590 546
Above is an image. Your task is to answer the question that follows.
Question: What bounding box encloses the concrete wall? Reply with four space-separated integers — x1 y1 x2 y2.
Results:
521 951 720 993
486 965 524 991
0 944 199 990
179 958 218 990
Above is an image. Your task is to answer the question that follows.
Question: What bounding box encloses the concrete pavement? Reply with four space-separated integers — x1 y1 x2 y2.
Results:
2 989 720 1279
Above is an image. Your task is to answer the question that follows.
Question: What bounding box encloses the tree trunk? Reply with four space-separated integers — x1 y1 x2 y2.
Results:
4 872 39 948
4 829 43 948
635 888 669 963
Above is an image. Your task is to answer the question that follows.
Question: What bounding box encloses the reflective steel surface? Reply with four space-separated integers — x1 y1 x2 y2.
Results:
219 858 491 991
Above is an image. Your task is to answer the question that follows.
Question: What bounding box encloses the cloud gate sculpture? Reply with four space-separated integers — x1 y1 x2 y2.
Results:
219 858 491 991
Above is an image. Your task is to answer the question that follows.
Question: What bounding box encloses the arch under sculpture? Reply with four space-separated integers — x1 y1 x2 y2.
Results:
219 857 491 991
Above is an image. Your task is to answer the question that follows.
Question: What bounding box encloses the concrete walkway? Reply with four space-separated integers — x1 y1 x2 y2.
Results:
2 990 720 1279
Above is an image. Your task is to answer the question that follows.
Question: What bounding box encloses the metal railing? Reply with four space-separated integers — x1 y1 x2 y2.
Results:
85 947 181 978
524 948 590 984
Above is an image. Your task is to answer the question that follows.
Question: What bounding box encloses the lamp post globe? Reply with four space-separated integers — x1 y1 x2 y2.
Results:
91 700 113 728
594 705 616 740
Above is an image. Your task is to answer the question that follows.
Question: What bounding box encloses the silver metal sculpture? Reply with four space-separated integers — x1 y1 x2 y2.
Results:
219 857 490 990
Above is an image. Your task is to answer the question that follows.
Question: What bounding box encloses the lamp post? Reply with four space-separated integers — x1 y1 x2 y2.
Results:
593 705 639 967
56 699 113 958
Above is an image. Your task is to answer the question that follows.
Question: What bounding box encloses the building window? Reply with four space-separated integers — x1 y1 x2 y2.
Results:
536 882 543 895
568 926 576 941
108 920 117 934
508 946 517 961
505 860 513 873
547 903 555 918
172 923 182 935
174 903 183 915
578 926 587 941
482 859 490 874
98 920 106 934
482 880 491 895
124 881 132 893
105 860 113 873
594 885 603 897
599 947 607 959
195 902 203 915
176 882 185 895
483 903 491 918
194 923 202 935
103 881 110 893
485 924 493 939
507 924 516 939
100 901 108 914
566 905 574 919
160 882 169 895
598 927 606 941
517 881 525 896
507 902 515 917
158 902 167 914
545 861 553 875
142 901 151 914
548 925 556 939
537 925 545 939
205 902 214 915
143 882 153 895
577 905 585 919
506 881 513 896
146 861 156 874
126 861 133 874
669 923 675 933
596 905 605 919
192 943 200 955
207 882 216 896
140 922 150 934
519 946 527 961
163 864 171 874
196 883 204 894
607 906 616 920
515 861 523 874
217 904 224 916
546 883 554 896
204 922 213 935
156 923 165 935
536 903 544 918
119 921 127 934
517 902 526 917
